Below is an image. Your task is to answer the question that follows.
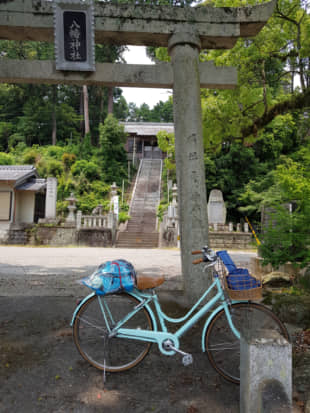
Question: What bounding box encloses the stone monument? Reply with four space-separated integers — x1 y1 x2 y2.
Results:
45 177 57 222
208 189 227 226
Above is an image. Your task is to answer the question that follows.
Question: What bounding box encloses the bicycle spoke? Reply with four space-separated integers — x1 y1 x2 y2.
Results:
73 293 153 372
205 303 288 384
77 315 107 332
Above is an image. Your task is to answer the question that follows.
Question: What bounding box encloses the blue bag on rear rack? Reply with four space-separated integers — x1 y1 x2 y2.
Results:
81 259 136 295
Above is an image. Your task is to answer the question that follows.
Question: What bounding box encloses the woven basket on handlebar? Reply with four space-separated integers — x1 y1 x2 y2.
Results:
224 275 262 301
216 260 262 301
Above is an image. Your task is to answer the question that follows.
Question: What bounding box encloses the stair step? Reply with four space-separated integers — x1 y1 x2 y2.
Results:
116 159 161 249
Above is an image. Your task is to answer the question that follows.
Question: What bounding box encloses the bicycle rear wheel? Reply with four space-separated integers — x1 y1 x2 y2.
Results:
73 293 153 372
205 302 289 384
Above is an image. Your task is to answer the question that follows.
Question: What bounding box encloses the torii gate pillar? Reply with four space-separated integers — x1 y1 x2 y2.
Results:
168 33 208 304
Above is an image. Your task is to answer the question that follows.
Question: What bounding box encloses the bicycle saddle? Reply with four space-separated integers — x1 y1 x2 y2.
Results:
136 273 165 290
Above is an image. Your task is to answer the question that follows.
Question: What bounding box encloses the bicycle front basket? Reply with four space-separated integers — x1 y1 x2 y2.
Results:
224 272 262 301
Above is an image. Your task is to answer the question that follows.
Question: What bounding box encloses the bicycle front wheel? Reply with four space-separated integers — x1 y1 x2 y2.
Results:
205 302 289 384
73 293 153 372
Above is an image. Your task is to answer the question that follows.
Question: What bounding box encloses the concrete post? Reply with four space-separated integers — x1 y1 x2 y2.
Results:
240 329 292 413
76 210 82 230
168 32 209 304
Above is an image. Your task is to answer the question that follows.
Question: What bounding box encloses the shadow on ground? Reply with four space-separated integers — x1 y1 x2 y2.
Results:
0 295 240 413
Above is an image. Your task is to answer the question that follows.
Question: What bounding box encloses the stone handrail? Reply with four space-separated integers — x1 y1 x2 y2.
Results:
80 215 107 228
76 211 115 230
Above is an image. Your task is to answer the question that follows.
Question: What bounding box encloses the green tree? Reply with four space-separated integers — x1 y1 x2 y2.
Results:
258 150 310 268
150 99 174 122
99 114 128 184
200 0 310 144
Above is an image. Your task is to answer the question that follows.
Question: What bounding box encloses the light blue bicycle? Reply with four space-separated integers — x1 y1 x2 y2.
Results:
71 246 288 384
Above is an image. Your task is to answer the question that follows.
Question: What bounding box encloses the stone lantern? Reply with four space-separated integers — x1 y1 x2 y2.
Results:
65 192 77 224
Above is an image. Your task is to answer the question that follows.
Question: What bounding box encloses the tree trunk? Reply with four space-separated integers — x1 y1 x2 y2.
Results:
107 87 114 115
99 87 104 124
52 85 57 145
83 85 90 136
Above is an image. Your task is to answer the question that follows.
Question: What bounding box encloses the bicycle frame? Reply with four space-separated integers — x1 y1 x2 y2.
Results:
71 275 241 356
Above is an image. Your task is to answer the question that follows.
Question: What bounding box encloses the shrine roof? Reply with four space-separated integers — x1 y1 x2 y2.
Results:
0 165 38 183
122 122 174 136
15 178 46 192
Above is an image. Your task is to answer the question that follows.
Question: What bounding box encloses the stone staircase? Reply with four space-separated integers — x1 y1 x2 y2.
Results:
116 159 162 248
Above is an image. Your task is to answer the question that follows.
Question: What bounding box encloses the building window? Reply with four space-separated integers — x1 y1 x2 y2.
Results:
0 191 12 220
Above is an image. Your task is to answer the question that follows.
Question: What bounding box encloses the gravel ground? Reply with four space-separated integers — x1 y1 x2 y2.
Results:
0 247 302 412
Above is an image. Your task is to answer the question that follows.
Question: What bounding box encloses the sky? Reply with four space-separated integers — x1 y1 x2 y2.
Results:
120 46 172 109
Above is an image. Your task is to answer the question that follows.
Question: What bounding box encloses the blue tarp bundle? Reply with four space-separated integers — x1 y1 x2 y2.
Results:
82 259 136 295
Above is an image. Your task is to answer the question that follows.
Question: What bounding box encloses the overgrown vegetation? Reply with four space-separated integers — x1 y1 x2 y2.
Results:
0 115 131 217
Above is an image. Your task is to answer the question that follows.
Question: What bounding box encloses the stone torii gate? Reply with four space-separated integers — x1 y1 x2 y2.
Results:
0 0 275 303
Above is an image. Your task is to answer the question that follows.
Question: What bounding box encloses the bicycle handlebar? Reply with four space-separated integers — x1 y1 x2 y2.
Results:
192 257 204 265
191 246 217 265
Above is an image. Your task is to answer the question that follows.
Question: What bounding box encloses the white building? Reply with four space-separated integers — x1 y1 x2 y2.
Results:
0 165 47 243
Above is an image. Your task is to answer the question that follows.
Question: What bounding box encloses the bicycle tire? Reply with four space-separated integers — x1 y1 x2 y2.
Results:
73 293 153 372
205 302 289 384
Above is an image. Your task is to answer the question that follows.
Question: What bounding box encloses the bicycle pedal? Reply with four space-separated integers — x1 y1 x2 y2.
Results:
182 354 193 366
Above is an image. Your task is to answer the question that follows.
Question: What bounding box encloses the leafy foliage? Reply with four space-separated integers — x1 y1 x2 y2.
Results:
98 114 128 185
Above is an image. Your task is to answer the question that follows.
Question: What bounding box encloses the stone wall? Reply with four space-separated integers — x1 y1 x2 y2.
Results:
0 223 9 244
0 223 32 245
77 229 113 247
251 257 300 278
2 224 253 249
29 226 77 246
209 231 253 250
28 225 114 247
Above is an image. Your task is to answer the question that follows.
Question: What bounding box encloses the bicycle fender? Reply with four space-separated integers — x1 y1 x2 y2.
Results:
70 292 95 327
201 300 243 352
70 291 158 331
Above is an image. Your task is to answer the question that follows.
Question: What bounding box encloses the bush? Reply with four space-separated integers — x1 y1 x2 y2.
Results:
23 149 39 165
0 122 13 151
36 158 48 177
62 152 76 170
76 192 103 214
0 152 14 165
91 180 110 197
8 133 25 149
157 202 168 222
119 211 130 223
46 160 64 178
10 142 27 158
47 146 66 160
57 177 76 201
71 160 100 180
